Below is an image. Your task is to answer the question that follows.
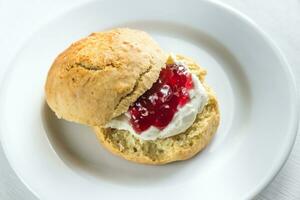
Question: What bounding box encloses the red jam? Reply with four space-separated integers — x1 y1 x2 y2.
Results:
128 63 194 133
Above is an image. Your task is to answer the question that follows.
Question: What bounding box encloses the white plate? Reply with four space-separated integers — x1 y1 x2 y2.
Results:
0 0 298 199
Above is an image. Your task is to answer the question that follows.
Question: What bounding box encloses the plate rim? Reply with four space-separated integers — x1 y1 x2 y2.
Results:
208 1 299 199
0 0 298 199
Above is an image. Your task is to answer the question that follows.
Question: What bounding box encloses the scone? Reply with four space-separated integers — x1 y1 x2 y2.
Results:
45 28 220 165
94 55 219 165
45 28 167 126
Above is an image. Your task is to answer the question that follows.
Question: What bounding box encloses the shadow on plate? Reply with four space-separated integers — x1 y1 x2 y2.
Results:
42 103 191 186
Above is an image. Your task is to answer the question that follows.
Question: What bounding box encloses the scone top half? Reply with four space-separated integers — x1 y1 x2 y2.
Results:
45 28 167 126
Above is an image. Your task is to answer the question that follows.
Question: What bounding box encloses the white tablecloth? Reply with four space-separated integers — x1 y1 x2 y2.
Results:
0 0 299 199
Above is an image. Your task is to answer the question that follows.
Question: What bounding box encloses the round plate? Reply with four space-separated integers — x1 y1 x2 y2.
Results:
0 0 298 199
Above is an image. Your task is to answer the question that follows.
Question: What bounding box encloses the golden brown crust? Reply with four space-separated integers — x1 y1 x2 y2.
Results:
93 55 220 165
45 28 167 126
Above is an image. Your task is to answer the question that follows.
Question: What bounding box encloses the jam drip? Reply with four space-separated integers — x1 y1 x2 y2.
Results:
129 63 194 133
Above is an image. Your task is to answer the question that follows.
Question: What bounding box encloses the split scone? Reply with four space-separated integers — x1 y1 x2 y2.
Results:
45 28 220 165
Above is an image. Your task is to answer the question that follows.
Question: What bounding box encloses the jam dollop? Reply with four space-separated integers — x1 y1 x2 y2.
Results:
128 63 194 133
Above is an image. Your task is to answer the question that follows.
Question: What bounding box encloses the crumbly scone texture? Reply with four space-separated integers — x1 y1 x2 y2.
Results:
45 28 167 126
94 55 220 165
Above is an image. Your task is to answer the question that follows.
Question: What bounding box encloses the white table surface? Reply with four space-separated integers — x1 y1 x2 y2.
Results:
0 0 299 199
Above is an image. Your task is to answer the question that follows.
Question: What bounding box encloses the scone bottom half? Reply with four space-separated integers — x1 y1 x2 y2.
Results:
45 28 220 165
94 55 220 165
